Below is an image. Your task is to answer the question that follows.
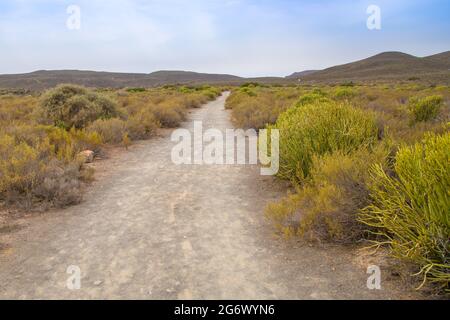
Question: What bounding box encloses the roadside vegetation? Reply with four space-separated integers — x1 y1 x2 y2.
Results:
0 84 221 210
226 83 449 293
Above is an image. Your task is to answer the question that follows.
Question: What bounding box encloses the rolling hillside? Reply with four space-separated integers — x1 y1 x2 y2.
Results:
0 70 250 91
285 70 319 79
0 51 449 90
298 51 450 83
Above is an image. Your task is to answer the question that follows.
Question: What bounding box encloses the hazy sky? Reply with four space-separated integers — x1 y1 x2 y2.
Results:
0 0 449 76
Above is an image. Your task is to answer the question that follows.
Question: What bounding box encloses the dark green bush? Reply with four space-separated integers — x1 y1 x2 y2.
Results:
40 84 120 129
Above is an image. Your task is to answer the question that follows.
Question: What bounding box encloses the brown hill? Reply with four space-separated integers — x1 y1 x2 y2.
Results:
423 51 450 68
285 70 319 79
0 70 251 91
1 51 449 90
0 69 293 91
299 51 450 83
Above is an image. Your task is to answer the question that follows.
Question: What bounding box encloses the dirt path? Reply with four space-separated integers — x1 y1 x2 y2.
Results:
0 93 415 299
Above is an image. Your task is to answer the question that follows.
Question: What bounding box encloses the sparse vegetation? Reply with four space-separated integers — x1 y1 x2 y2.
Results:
253 83 449 292
225 86 302 129
0 125 100 208
0 84 221 210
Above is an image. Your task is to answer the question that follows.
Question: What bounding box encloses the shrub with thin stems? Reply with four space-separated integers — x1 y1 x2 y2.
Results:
408 95 443 123
265 144 391 242
359 132 450 292
273 100 380 183
87 118 127 144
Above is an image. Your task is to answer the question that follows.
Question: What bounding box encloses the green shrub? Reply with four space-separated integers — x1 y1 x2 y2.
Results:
408 95 443 123
40 84 119 129
150 102 185 127
2 125 101 162
126 87 146 93
359 132 450 291
333 87 357 100
266 144 390 242
225 87 300 129
125 110 159 140
87 118 127 144
240 82 260 88
239 87 257 97
274 101 380 183
295 93 330 106
203 87 221 99
0 128 93 208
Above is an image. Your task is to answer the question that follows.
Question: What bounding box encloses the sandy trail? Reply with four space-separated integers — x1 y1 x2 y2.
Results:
0 93 412 299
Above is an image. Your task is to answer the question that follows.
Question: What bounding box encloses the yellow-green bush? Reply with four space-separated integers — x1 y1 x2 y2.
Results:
2 125 101 163
125 110 159 140
40 84 120 129
359 132 450 291
295 93 330 106
333 87 357 100
150 102 185 128
87 118 127 144
266 144 391 242
225 87 301 129
274 100 380 183
408 95 444 123
116 88 213 128
0 126 97 208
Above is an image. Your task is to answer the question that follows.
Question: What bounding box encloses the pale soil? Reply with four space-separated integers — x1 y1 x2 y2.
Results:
0 93 420 299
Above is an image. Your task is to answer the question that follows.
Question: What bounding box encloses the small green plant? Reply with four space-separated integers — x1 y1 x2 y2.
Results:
126 87 146 93
295 93 330 106
239 87 257 96
359 132 450 292
408 95 443 123
333 87 357 100
122 133 131 150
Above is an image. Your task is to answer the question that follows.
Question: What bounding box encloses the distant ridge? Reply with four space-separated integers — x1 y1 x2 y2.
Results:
0 69 289 91
147 70 243 82
285 70 319 79
423 51 450 68
297 51 450 83
0 50 449 90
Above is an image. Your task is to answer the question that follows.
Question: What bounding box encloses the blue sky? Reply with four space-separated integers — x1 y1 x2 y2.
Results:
0 0 449 76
